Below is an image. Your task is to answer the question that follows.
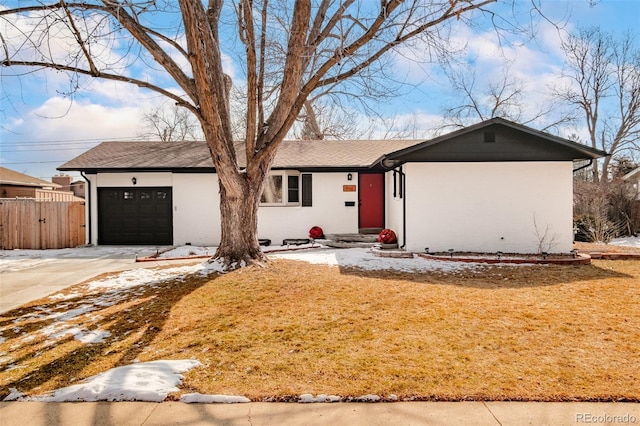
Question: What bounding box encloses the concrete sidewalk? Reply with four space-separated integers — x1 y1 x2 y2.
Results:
0 246 198 313
1 401 638 426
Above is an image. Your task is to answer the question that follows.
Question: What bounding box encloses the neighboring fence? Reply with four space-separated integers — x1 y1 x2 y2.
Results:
0 199 86 249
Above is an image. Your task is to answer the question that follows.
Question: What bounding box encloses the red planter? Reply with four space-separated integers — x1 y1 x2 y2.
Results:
378 229 397 244
309 226 324 239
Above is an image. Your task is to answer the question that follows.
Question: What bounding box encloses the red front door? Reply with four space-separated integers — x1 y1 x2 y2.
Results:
359 173 384 229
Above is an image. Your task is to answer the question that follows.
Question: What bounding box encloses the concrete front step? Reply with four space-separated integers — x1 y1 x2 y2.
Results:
325 241 378 249
325 233 379 243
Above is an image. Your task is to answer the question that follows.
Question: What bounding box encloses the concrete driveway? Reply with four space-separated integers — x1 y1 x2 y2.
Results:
0 246 200 313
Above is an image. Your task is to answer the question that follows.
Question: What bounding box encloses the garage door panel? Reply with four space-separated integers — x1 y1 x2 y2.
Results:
98 187 173 245
139 206 154 216
122 218 138 229
156 218 171 227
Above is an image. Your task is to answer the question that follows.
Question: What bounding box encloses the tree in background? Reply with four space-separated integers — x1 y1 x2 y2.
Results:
439 64 574 132
2 0 533 267
139 103 203 142
555 27 640 183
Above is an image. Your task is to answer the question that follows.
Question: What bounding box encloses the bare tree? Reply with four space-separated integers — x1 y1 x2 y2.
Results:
2 0 513 268
555 27 640 182
440 64 574 132
295 98 426 141
139 103 203 141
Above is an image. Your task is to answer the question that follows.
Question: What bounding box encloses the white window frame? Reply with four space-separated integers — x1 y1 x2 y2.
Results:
260 171 301 206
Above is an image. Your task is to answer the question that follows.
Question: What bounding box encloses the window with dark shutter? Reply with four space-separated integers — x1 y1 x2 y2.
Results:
302 174 312 207
287 175 300 203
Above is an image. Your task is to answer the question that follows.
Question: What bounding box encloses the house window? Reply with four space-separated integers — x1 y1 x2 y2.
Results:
261 172 307 206
288 175 299 203
261 175 283 204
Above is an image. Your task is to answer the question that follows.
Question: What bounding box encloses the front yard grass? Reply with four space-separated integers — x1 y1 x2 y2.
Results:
1 258 639 401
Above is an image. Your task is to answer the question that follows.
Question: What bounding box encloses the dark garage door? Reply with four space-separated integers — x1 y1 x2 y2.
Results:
98 188 173 245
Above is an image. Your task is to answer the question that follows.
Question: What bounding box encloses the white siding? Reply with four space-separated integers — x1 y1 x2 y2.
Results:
88 171 359 247
403 162 574 254
172 174 220 246
85 173 98 246
258 172 358 244
96 172 172 187
385 169 405 246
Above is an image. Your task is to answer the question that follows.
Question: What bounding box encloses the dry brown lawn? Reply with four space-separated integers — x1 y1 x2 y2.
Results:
1 255 639 402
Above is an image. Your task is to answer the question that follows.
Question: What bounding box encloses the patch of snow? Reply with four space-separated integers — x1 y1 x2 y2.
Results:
610 236 640 248
3 388 26 402
269 248 484 273
23 360 201 402
263 243 322 252
157 243 324 260
353 394 381 402
86 262 220 291
48 305 96 322
49 292 81 301
157 246 214 258
180 393 251 404
75 329 111 345
299 393 342 403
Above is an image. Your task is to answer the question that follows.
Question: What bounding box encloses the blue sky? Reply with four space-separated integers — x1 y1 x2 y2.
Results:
1 0 639 181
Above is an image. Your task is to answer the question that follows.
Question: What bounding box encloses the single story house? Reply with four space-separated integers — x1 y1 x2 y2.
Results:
0 167 78 201
58 117 605 253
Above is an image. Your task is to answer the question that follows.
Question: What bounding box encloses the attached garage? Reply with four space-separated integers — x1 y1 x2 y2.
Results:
59 118 607 252
98 187 173 245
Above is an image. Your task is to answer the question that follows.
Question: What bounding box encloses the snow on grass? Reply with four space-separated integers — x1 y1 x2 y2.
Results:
87 265 206 291
610 236 640 248
146 245 504 273
269 247 485 273
157 243 321 259
5 360 201 402
353 394 381 402
157 246 215 258
299 393 341 403
1 245 498 403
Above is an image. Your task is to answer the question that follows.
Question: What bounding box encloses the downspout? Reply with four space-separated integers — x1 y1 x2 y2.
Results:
399 166 407 249
80 171 91 246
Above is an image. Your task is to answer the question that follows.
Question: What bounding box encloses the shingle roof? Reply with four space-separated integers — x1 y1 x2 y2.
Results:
58 139 422 171
0 167 61 188
59 118 607 173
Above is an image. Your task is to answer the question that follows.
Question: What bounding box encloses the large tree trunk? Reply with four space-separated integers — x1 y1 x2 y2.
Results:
213 171 268 268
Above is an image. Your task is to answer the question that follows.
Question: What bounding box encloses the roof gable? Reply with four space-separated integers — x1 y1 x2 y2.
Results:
0 167 60 188
380 118 607 168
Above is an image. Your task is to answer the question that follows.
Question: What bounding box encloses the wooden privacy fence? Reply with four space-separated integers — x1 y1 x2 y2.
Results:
0 199 86 249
